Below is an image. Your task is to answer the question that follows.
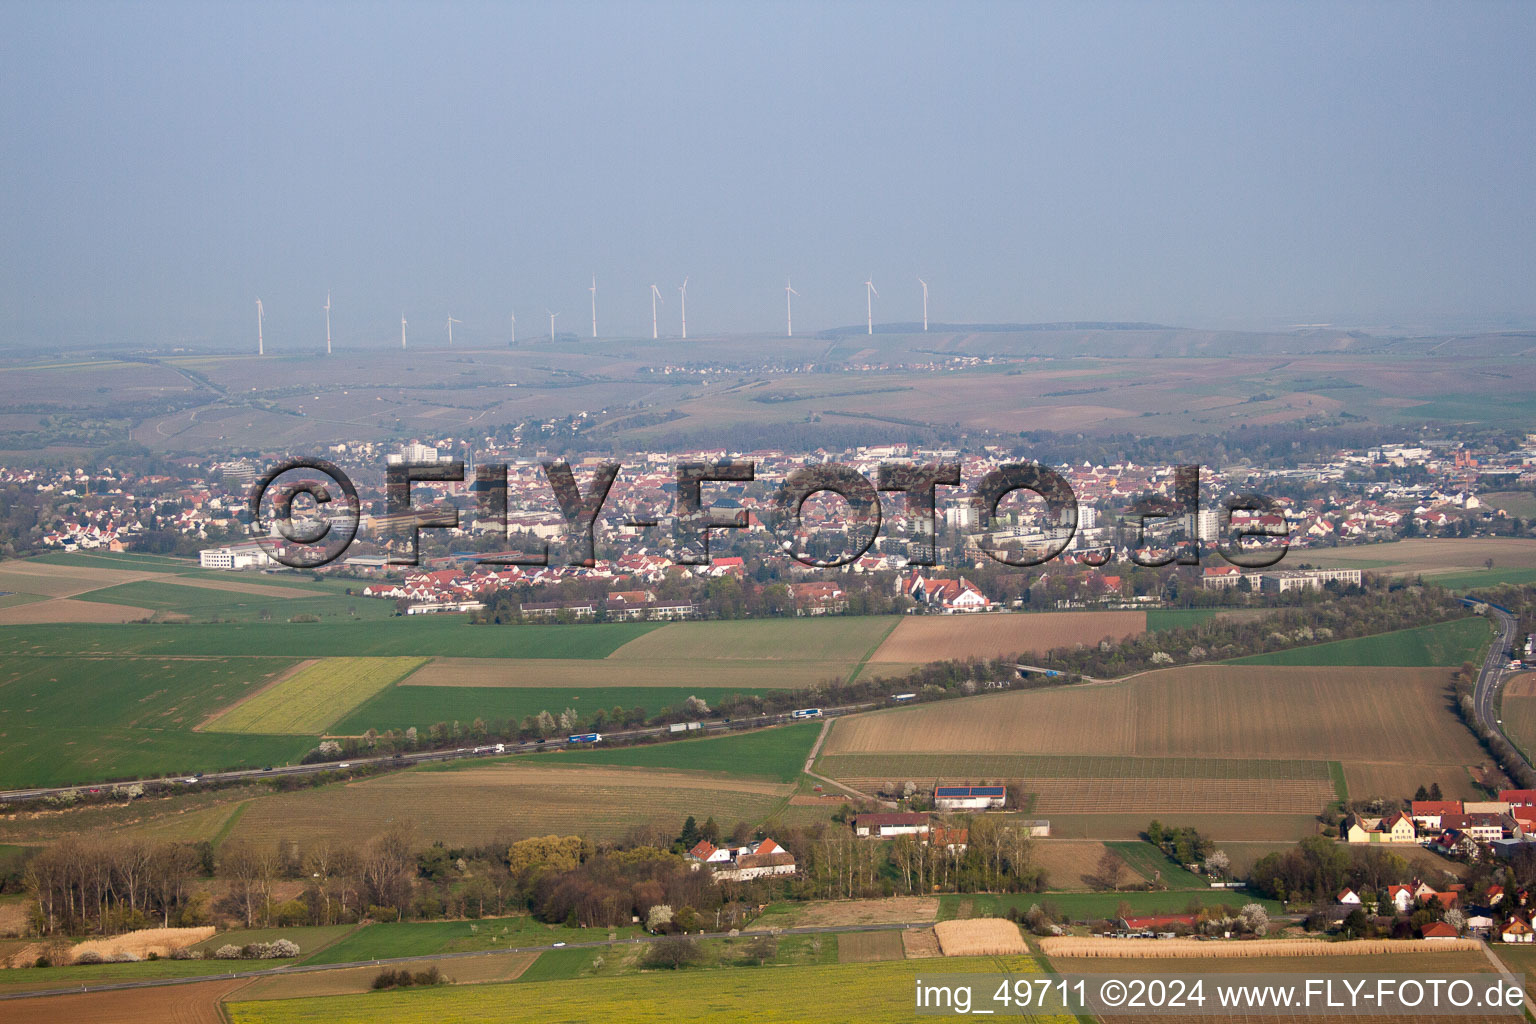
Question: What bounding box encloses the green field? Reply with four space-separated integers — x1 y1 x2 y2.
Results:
0 618 662 659
225 955 1063 1024
0 655 312 787
207 657 426 734
1433 568 1536 590
1145 608 1218 630
1227 616 1490 667
334 684 773 734
547 721 822 782
304 915 639 966
76 579 396 622
1103 841 1208 889
939 890 1281 922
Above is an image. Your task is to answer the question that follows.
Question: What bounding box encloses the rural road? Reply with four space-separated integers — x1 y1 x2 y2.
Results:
0 702 877 803
0 920 935 1001
1468 600 1529 775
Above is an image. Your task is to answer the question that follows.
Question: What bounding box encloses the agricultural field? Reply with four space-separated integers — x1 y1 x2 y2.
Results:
549 721 822 782
0 976 249 1024
0 654 309 788
748 897 939 930
187 924 358 957
1499 685 1536 764
867 610 1145 664
204 657 427 734
817 665 1480 836
821 666 1482 765
1039 813 1324 842
1343 761 1482 802
836 929 907 962
401 655 829 688
230 952 540 1000
610 615 897 664
222 955 1066 1024
0 618 661 660
332 683 768 735
1228 616 1490 667
1299 537 1536 576
221 763 791 847
303 915 638 966
942 890 1283 922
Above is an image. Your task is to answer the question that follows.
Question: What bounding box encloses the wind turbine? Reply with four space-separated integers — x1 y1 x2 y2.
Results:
589 276 597 338
785 279 799 337
324 291 332 354
548 310 559 343
446 314 461 346
649 284 663 340
865 277 878 335
255 299 264 355
509 308 516 346
678 277 688 339
918 278 929 332
400 312 408 349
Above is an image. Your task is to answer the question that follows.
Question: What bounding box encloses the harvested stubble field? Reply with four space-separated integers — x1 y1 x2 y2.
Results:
1029 841 1147 889
837 930 908 962
818 753 1333 783
1040 937 1482 958
1301 537 1536 575
401 655 835 688
901 927 942 958
1343 761 1482 802
224 764 789 846
4 976 251 1024
0 597 154 624
1040 813 1323 842
1027 777 1334 815
756 897 940 929
70 926 215 963
933 918 1030 956
821 666 1482 765
205 657 426 734
868 610 1146 663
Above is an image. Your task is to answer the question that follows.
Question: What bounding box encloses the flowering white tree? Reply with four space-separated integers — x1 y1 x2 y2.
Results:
1239 903 1269 936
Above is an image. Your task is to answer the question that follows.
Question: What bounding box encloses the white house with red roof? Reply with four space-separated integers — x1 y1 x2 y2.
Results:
686 837 795 882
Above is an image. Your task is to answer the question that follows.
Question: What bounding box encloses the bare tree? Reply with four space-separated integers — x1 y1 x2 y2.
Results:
1093 848 1128 892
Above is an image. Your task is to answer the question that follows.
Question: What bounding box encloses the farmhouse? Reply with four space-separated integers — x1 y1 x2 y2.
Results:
686 838 796 882
853 812 931 839
1342 811 1417 844
932 784 1007 811
1410 800 1463 830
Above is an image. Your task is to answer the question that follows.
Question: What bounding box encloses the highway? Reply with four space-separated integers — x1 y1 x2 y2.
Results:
0 703 877 803
1469 601 1529 774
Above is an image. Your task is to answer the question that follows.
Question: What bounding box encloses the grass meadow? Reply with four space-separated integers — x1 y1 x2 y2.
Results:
1226 615 1490 667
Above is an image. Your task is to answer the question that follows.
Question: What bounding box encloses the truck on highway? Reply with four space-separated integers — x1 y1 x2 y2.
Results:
890 693 916 702
567 733 603 744
493 743 506 754
669 721 703 733
790 708 823 719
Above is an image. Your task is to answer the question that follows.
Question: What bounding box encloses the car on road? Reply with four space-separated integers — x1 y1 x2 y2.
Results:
552 942 566 947
337 762 350 769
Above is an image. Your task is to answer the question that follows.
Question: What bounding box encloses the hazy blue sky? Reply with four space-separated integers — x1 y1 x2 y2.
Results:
2 1 1533 350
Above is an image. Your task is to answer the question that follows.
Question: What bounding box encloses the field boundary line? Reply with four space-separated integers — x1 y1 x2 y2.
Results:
211 800 250 850
193 659 316 732
848 617 901 683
